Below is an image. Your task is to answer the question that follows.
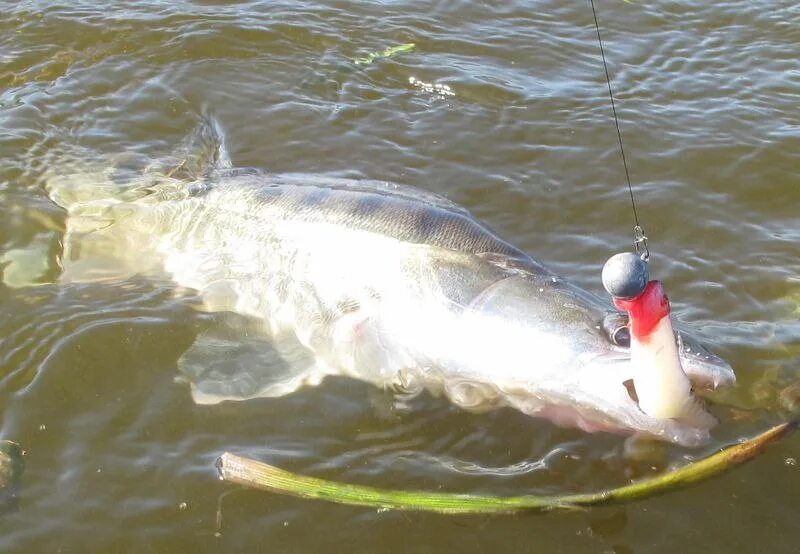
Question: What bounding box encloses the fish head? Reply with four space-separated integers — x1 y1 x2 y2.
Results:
464 273 735 445
577 311 736 445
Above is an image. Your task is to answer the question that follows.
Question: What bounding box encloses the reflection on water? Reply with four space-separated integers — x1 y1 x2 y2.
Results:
1 0 799 552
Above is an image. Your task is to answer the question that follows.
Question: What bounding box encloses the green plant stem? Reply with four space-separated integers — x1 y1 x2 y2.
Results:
217 419 796 514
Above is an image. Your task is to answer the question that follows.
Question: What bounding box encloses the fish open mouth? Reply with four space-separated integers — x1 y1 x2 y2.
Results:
590 347 724 431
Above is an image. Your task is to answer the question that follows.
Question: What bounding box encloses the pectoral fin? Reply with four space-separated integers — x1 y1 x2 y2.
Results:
177 313 324 404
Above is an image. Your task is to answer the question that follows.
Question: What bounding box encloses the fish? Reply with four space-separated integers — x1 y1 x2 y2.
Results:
44 118 735 446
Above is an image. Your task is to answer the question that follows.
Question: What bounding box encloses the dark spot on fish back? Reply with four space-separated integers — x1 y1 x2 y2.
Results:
300 187 331 210
351 194 387 219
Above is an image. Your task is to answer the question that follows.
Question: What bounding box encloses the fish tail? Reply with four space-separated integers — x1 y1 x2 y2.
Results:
44 114 231 283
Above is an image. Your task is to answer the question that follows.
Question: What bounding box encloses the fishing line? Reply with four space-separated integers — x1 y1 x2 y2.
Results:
588 0 650 261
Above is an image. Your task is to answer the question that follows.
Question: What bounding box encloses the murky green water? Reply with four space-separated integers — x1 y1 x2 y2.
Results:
1 1 799 551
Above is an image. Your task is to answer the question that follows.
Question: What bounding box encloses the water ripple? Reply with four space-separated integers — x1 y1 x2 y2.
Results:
1 0 799 550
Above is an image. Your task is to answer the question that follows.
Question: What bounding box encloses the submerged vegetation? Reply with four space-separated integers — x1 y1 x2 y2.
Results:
352 43 416 65
0 441 24 513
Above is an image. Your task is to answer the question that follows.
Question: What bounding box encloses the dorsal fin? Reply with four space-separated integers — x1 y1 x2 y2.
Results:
46 115 233 213
149 114 232 181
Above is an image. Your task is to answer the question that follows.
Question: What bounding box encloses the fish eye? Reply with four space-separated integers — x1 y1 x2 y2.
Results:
612 326 630 347
602 312 630 347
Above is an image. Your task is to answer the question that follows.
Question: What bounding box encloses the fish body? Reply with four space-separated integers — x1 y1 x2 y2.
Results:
47 120 735 446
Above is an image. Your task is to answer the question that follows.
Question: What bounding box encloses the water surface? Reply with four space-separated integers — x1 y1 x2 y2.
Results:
1 1 799 552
